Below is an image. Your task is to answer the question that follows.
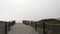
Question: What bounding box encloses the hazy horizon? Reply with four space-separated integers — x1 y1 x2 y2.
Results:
0 0 60 23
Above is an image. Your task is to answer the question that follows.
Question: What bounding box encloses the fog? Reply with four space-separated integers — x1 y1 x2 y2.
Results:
0 0 60 23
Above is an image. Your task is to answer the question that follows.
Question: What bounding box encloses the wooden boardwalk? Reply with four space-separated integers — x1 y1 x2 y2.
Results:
8 23 41 34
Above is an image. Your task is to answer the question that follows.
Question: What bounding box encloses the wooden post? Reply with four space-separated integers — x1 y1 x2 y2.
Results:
43 22 45 34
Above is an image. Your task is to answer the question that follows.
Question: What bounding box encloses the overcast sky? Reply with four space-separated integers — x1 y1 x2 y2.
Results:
0 0 60 22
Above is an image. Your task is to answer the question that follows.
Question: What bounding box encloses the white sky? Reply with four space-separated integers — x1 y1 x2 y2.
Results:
0 0 60 22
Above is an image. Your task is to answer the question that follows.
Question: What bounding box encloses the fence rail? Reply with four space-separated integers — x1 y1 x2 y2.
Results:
36 22 60 25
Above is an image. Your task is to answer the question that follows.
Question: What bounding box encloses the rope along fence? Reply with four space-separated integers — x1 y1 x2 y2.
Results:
45 23 60 25
36 22 60 25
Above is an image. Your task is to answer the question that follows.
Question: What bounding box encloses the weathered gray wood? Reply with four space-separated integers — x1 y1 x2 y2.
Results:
0 22 5 34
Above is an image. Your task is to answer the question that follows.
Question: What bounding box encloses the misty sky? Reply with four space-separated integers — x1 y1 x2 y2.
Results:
0 0 60 22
